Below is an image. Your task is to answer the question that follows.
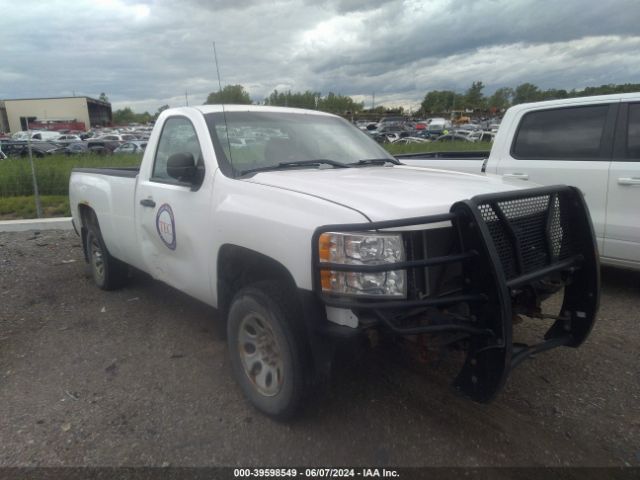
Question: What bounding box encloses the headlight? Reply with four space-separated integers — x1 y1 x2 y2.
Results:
318 232 406 298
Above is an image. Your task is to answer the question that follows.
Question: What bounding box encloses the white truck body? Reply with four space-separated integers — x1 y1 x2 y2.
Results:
69 105 600 416
70 105 531 306
402 92 640 270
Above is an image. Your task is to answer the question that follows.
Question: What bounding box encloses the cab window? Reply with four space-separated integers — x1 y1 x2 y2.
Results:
152 117 203 181
512 105 610 160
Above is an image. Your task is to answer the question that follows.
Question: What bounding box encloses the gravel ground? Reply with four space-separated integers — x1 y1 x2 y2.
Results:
0 229 638 467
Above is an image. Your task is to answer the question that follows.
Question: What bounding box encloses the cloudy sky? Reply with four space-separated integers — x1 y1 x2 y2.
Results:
1 0 639 113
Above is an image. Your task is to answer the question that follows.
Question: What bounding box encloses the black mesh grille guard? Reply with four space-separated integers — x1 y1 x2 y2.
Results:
475 192 580 281
312 185 600 402
450 185 599 401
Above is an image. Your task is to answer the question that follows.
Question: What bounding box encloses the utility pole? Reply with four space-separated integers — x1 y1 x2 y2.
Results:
371 92 375 110
451 92 456 121
25 118 43 218
185 90 189 106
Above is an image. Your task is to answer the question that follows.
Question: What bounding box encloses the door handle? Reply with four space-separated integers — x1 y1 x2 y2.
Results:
503 173 529 180
140 198 156 207
617 177 640 186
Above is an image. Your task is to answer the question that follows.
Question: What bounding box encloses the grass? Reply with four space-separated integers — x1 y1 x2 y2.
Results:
384 140 490 156
0 154 142 198
0 195 70 219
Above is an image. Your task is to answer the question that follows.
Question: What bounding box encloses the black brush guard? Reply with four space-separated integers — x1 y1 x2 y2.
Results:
311 185 600 402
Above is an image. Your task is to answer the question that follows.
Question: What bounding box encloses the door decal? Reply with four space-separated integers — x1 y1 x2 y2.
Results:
156 203 176 250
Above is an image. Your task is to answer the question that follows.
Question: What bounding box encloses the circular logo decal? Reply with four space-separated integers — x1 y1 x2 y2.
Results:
155 203 176 250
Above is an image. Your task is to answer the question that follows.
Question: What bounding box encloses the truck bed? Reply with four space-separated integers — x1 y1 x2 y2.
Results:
69 167 140 268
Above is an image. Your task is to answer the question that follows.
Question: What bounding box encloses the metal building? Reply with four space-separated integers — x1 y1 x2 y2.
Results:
0 96 112 133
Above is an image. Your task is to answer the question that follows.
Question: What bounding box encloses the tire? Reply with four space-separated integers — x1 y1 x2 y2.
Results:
85 221 128 291
227 282 309 419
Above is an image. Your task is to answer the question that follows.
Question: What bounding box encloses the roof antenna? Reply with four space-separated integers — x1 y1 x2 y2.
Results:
213 41 223 94
213 41 234 171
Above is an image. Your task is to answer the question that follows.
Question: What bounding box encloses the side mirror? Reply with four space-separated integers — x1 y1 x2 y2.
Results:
167 152 196 183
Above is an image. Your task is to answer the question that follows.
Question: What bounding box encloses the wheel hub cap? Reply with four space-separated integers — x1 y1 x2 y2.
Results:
238 313 284 397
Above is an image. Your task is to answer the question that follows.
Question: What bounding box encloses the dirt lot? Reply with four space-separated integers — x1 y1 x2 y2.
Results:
0 229 638 467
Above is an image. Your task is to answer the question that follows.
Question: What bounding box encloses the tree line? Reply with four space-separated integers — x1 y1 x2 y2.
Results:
109 81 640 124
205 85 365 115
112 104 169 125
420 81 640 114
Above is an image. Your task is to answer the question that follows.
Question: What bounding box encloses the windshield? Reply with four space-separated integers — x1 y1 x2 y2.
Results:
204 111 395 177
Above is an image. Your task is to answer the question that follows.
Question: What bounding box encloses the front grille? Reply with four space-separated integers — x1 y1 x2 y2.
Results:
476 193 577 280
403 227 463 299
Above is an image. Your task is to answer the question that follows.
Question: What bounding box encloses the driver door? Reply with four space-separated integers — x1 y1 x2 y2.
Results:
134 114 215 304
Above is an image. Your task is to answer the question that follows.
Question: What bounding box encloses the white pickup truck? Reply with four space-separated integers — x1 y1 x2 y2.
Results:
70 105 599 418
401 92 640 271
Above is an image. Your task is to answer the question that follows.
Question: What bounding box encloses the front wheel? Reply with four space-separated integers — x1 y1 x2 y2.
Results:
227 282 309 419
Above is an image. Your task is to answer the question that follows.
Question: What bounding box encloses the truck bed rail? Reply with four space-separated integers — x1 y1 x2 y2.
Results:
72 167 140 178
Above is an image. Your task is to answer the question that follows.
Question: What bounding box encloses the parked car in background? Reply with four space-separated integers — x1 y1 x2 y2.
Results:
63 142 89 155
0 140 26 156
80 131 96 140
424 117 447 125
113 141 147 154
355 120 371 131
373 131 410 144
11 132 30 141
30 131 62 141
411 130 433 140
98 134 135 142
425 120 450 137
433 133 474 143
465 131 496 142
455 123 481 132
378 115 405 126
391 136 430 145
88 134 126 154
55 134 83 143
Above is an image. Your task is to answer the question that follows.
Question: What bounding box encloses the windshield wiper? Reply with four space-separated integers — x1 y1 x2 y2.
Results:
350 157 402 166
239 159 351 176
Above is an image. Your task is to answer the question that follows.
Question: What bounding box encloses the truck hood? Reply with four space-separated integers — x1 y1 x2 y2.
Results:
244 165 533 222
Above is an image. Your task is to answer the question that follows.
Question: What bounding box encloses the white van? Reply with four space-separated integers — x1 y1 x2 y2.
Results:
30 131 62 141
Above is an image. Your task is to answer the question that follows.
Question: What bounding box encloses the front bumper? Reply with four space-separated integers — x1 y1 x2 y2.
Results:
311 185 600 402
